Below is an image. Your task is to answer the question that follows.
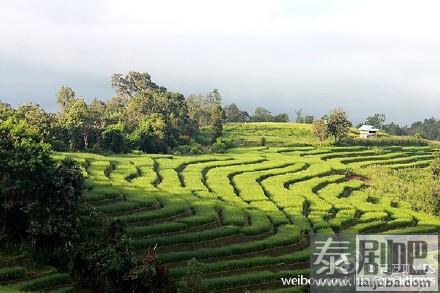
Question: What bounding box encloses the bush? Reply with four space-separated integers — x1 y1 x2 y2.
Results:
210 137 233 153
180 258 205 293
190 143 204 154
50 140 68 151
72 220 172 292
172 145 192 155
431 152 440 178
104 161 116 178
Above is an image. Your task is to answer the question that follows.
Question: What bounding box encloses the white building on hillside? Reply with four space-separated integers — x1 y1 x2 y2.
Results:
359 125 379 138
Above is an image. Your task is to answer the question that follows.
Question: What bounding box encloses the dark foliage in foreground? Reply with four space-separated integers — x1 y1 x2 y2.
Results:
0 115 84 258
72 220 172 293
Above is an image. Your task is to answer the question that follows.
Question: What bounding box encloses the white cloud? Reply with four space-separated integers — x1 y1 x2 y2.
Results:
0 0 439 123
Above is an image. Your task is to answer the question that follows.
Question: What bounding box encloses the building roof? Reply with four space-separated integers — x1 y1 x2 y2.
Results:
359 124 379 131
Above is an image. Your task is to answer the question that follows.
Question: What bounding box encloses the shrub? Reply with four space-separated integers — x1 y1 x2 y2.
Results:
72 220 172 292
173 142 204 155
180 258 205 293
104 161 116 178
172 144 192 155
431 152 440 178
50 140 69 151
190 143 204 154
210 137 233 153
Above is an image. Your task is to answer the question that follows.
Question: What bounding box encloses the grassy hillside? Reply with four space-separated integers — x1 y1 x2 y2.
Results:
223 122 319 146
2 123 439 292
222 122 429 147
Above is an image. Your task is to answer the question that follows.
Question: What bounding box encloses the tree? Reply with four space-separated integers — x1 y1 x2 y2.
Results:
130 114 167 153
16 103 54 140
1 117 52 241
273 113 289 122
206 89 222 106
27 158 85 254
223 103 249 123
327 109 352 143
101 123 128 153
304 115 314 124
0 116 84 254
294 109 304 123
312 119 329 145
111 71 166 100
56 86 75 111
252 107 272 122
0 102 15 120
210 105 224 143
72 220 172 293
105 96 127 123
62 98 101 149
186 89 223 127
72 220 135 292
186 94 208 127
125 91 195 150
383 122 406 136
408 118 440 140
89 99 107 126
365 113 386 129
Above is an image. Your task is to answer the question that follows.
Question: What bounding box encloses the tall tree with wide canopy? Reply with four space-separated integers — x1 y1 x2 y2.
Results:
111 71 166 100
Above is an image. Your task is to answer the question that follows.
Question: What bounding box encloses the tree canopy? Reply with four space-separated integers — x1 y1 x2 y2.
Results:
327 108 352 143
0 111 84 254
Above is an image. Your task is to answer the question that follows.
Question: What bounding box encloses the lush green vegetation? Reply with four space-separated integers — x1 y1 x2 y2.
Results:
1 73 440 292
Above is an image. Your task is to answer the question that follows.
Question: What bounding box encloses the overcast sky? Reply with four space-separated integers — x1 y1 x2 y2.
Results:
1 0 440 124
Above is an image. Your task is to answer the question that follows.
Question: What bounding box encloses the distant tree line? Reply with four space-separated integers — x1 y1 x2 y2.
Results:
0 71 304 155
2 71 440 157
222 103 290 123
361 113 440 140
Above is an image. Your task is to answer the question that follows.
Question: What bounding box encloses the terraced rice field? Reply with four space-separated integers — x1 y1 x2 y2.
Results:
0 258 73 293
2 145 439 292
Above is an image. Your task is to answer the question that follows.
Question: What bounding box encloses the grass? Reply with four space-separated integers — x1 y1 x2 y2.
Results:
12 273 71 291
223 122 321 146
0 266 26 281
